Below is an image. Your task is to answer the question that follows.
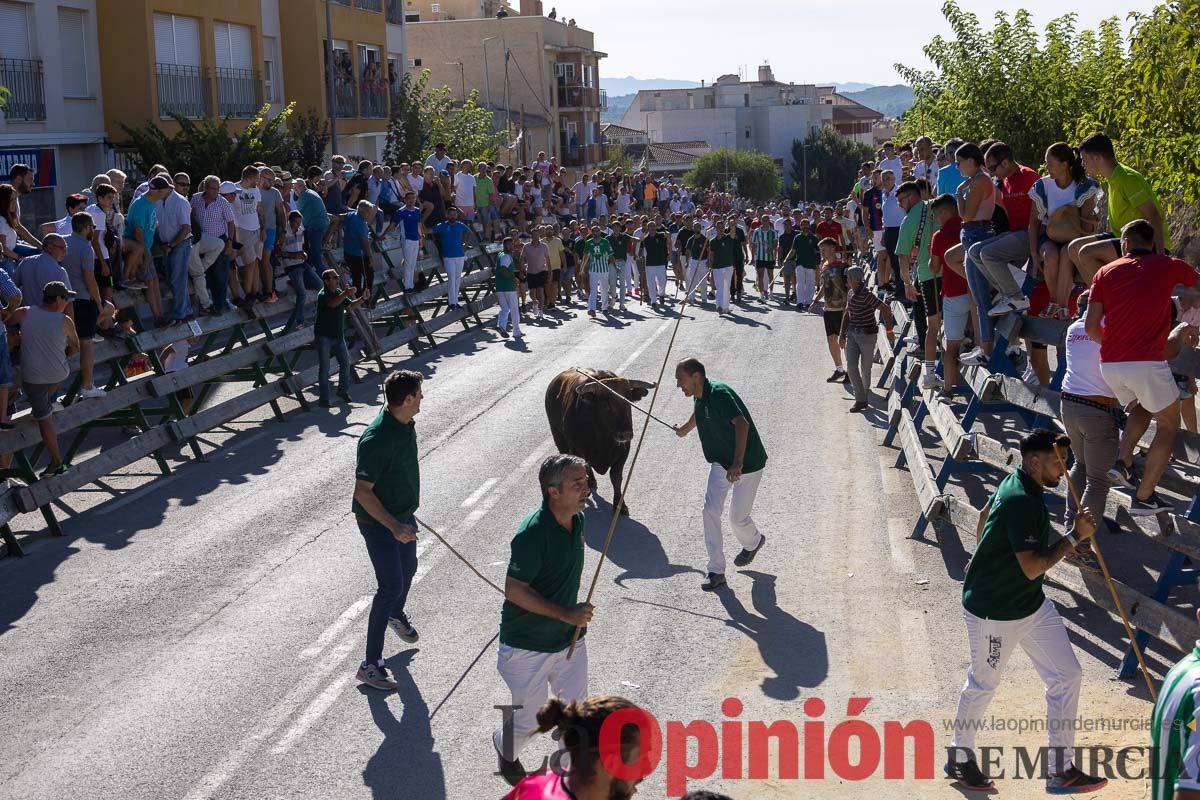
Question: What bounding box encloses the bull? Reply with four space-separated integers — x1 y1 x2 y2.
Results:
545 368 656 515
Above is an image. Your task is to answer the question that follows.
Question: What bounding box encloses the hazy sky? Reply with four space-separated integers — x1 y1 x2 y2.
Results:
543 0 1162 87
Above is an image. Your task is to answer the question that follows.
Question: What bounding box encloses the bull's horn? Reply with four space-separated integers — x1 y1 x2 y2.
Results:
574 381 606 395
626 380 656 391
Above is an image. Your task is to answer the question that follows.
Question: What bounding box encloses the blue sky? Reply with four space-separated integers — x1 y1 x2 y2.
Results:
543 0 1162 87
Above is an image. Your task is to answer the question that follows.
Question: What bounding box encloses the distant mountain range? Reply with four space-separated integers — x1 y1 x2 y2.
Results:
841 84 914 118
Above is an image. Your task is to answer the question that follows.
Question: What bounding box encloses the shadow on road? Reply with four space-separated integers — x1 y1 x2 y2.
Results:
717 570 829 700
363 649 447 800
582 502 701 586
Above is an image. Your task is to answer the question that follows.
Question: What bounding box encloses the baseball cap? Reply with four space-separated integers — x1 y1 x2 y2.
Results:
148 176 172 190
42 281 75 302
439 170 450 177
219 181 238 194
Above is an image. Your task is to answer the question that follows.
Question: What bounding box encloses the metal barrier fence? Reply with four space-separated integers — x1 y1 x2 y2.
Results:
0 233 501 558
876 291 1200 680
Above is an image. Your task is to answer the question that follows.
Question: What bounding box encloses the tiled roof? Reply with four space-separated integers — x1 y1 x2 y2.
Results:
600 123 647 137
646 144 699 166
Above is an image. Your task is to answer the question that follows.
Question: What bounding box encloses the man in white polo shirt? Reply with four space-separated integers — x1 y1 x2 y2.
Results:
232 165 265 304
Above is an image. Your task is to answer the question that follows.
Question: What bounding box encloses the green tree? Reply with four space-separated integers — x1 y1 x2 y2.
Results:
685 148 781 201
604 142 634 173
384 70 506 164
118 103 296 183
791 127 874 203
286 108 331 174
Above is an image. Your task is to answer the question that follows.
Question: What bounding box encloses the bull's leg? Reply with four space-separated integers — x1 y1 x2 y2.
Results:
586 465 598 492
611 448 630 516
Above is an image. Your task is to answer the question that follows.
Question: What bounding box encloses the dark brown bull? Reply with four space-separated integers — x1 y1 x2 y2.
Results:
545 368 655 515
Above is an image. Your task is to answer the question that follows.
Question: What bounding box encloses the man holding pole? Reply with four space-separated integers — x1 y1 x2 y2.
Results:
493 454 593 786
351 370 424 692
946 428 1107 794
674 358 767 591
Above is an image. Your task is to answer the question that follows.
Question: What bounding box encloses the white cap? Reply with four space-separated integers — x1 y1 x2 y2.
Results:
219 181 238 194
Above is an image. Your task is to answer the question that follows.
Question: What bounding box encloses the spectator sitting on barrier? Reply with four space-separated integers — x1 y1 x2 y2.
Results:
279 210 322 329
1087 219 1200 516
315 268 365 408
342 200 375 306
160 334 199 415
42 194 89 238
10 281 79 478
1028 143 1100 319
62 212 117 399
125 176 171 325
0 183 26 275
1173 294 1200 434
0 265 21 431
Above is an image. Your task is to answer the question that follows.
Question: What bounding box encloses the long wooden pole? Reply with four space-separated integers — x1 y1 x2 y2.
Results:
1053 445 1157 699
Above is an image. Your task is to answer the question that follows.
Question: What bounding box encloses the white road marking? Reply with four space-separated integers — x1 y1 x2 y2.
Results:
299 595 373 660
617 319 672 374
460 478 498 508
269 673 354 755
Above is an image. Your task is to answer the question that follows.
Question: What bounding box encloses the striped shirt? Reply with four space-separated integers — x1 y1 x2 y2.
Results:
751 227 777 263
190 193 236 238
845 283 885 329
1151 645 1200 800
584 237 612 273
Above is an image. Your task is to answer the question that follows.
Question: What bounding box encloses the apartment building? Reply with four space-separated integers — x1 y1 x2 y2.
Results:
816 86 884 146
405 0 606 172
619 65 834 181
0 0 107 227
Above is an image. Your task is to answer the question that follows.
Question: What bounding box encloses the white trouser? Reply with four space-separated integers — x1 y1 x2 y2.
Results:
497 290 521 334
703 464 763 574
713 266 733 310
401 238 421 289
646 265 668 304
686 259 709 301
950 598 1082 773
187 233 223 309
444 256 465 306
493 640 588 761
588 270 609 311
624 255 637 287
796 266 817 306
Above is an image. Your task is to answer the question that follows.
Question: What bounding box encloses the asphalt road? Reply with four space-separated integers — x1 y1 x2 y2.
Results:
0 290 1159 799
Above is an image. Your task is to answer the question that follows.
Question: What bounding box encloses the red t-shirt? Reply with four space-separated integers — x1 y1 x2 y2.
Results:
1089 253 1199 363
503 772 574 799
930 216 966 297
815 220 843 242
1001 165 1039 230
1029 280 1083 317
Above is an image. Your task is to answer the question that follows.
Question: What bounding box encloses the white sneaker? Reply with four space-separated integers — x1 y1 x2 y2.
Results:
921 374 944 390
79 386 106 399
536 308 544 320
987 297 1016 317
960 347 988 366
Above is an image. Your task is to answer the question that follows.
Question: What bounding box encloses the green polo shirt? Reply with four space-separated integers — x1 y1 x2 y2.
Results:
352 409 420 519
962 468 1049 621
499 505 586 653
641 232 669 266
709 235 739 268
687 234 707 260
314 287 347 338
693 379 767 473
789 232 820 268
1107 163 1170 250
608 232 632 261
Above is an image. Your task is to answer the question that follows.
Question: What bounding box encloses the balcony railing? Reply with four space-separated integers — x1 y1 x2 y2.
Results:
0 58 46 121
386 0 404 23
558 142 604 168
557 84 599 109
356 0 383 10
331 79 358 118
330 0 351 5
156 63 210 119
361 84 388 118
215 67 261 118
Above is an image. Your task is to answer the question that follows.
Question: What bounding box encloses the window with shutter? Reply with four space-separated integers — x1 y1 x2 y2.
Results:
153 12 174 63
0 1 32 60
229 23 252 70
58 7 88 96
155 13 201 67
214 22 230 69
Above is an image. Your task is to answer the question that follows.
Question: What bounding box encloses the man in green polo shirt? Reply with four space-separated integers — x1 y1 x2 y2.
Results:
351 369 424 692
314 269 365 408
673 358 768 591
709 223 739 314
947 429 1106 794
638 220 670 307
493 454 594 785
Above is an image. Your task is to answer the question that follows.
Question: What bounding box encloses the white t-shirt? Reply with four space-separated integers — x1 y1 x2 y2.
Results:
0 216 16 257
86 204 110 259
1063 317 1113 398
162 340 192 373
53 216 73 236
772 216 787 235
879 156 904 183
426 153 451 173
615 193 631 214
1035 177 1080 223
593 194 609 218
572 182 588 206
914 159 939 186
454 172 477 207
232 184 261 231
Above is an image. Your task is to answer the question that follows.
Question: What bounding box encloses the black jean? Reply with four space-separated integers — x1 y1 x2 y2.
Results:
358 515 417 664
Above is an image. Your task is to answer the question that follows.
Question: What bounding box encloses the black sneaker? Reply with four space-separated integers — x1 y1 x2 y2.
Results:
848 401 868 413
826 369 846 383
355 661 398 691
943 758 994 791
701 572 726 591
734 534 766 567
496 750 527 787
1107 460 1138 490
1130 491 1172 516
39 462 69 479
389 612 419 643
1046 764 1108 794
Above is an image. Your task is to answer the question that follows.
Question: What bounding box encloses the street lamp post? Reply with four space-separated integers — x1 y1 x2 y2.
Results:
446 61 466 103
482 37 501 109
